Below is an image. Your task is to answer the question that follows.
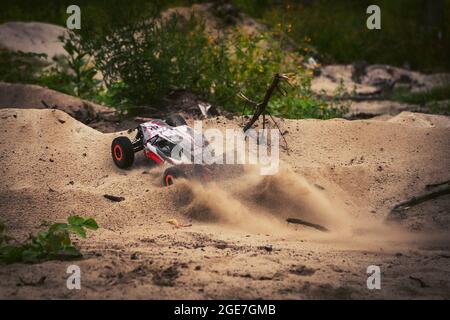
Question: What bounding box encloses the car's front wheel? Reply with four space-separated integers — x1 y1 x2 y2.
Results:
111 136 135 169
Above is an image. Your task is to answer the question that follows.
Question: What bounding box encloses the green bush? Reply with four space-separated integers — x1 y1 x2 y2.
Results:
210 29 302 111
79 13 347 118
214 29 348 118
0 33 100 100
391 85 450 105
0 11 348 119
81 14 221 113
37 32 100 99
0 216 99 264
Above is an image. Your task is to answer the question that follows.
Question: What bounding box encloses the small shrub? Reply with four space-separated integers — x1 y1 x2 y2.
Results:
37 32 100 99
82 14 222 114
209 29 348 118
0 33 100 101
0 216 99 264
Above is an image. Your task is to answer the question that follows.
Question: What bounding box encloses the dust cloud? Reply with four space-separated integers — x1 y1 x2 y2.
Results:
168 164 422 250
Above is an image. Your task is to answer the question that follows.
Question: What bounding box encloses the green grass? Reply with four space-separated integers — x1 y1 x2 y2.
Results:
232 0 450 73
1 0 449 73
391 85 450 105
389 85 450 115
424 101 450 115
0 0 168 36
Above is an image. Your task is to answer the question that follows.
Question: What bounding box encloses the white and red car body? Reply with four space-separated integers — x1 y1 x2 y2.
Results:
138 119 209 166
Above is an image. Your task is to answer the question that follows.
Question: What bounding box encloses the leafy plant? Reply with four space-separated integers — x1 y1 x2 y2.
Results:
213 28 348 118
79 13 347 119
210 29 302 111
0 216 99 264
0 33 100 101
37 32 101 99
81 14 221 114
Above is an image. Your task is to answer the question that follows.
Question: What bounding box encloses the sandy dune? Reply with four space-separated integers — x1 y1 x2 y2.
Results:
0 82 116 124
312 64 450 96
0 22 67 62
0 108 449 299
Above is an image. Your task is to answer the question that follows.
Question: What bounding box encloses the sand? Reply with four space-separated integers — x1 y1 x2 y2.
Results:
0 22 67 62
0 82 116 123
0 108 449 299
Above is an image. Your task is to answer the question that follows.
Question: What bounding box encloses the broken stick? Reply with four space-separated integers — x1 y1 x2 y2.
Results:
103 194 125 202
242 73 289 132
286 218 329 232
239 73 291 152
388 180 450 220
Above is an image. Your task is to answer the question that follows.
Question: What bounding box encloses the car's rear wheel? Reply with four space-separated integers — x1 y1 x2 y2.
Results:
111 136 135 169
162 166 187 186
165 114 187 127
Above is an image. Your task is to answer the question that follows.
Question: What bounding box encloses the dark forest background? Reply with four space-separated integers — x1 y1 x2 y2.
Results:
1 0 449 72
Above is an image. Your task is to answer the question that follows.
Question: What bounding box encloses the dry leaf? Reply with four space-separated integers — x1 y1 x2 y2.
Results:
166 218 180 228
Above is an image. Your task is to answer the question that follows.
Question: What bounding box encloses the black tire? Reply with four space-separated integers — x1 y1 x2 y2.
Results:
111 136 135 169
165 114 187 127
162 166 187 186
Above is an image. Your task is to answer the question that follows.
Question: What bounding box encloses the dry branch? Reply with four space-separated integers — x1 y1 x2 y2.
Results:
286 218 329 232
239 73 291 152
388 180 450 219
104 194 125 202
242 73 289 132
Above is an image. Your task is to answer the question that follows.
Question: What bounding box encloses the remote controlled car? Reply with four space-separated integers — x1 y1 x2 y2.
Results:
111 114 214 186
